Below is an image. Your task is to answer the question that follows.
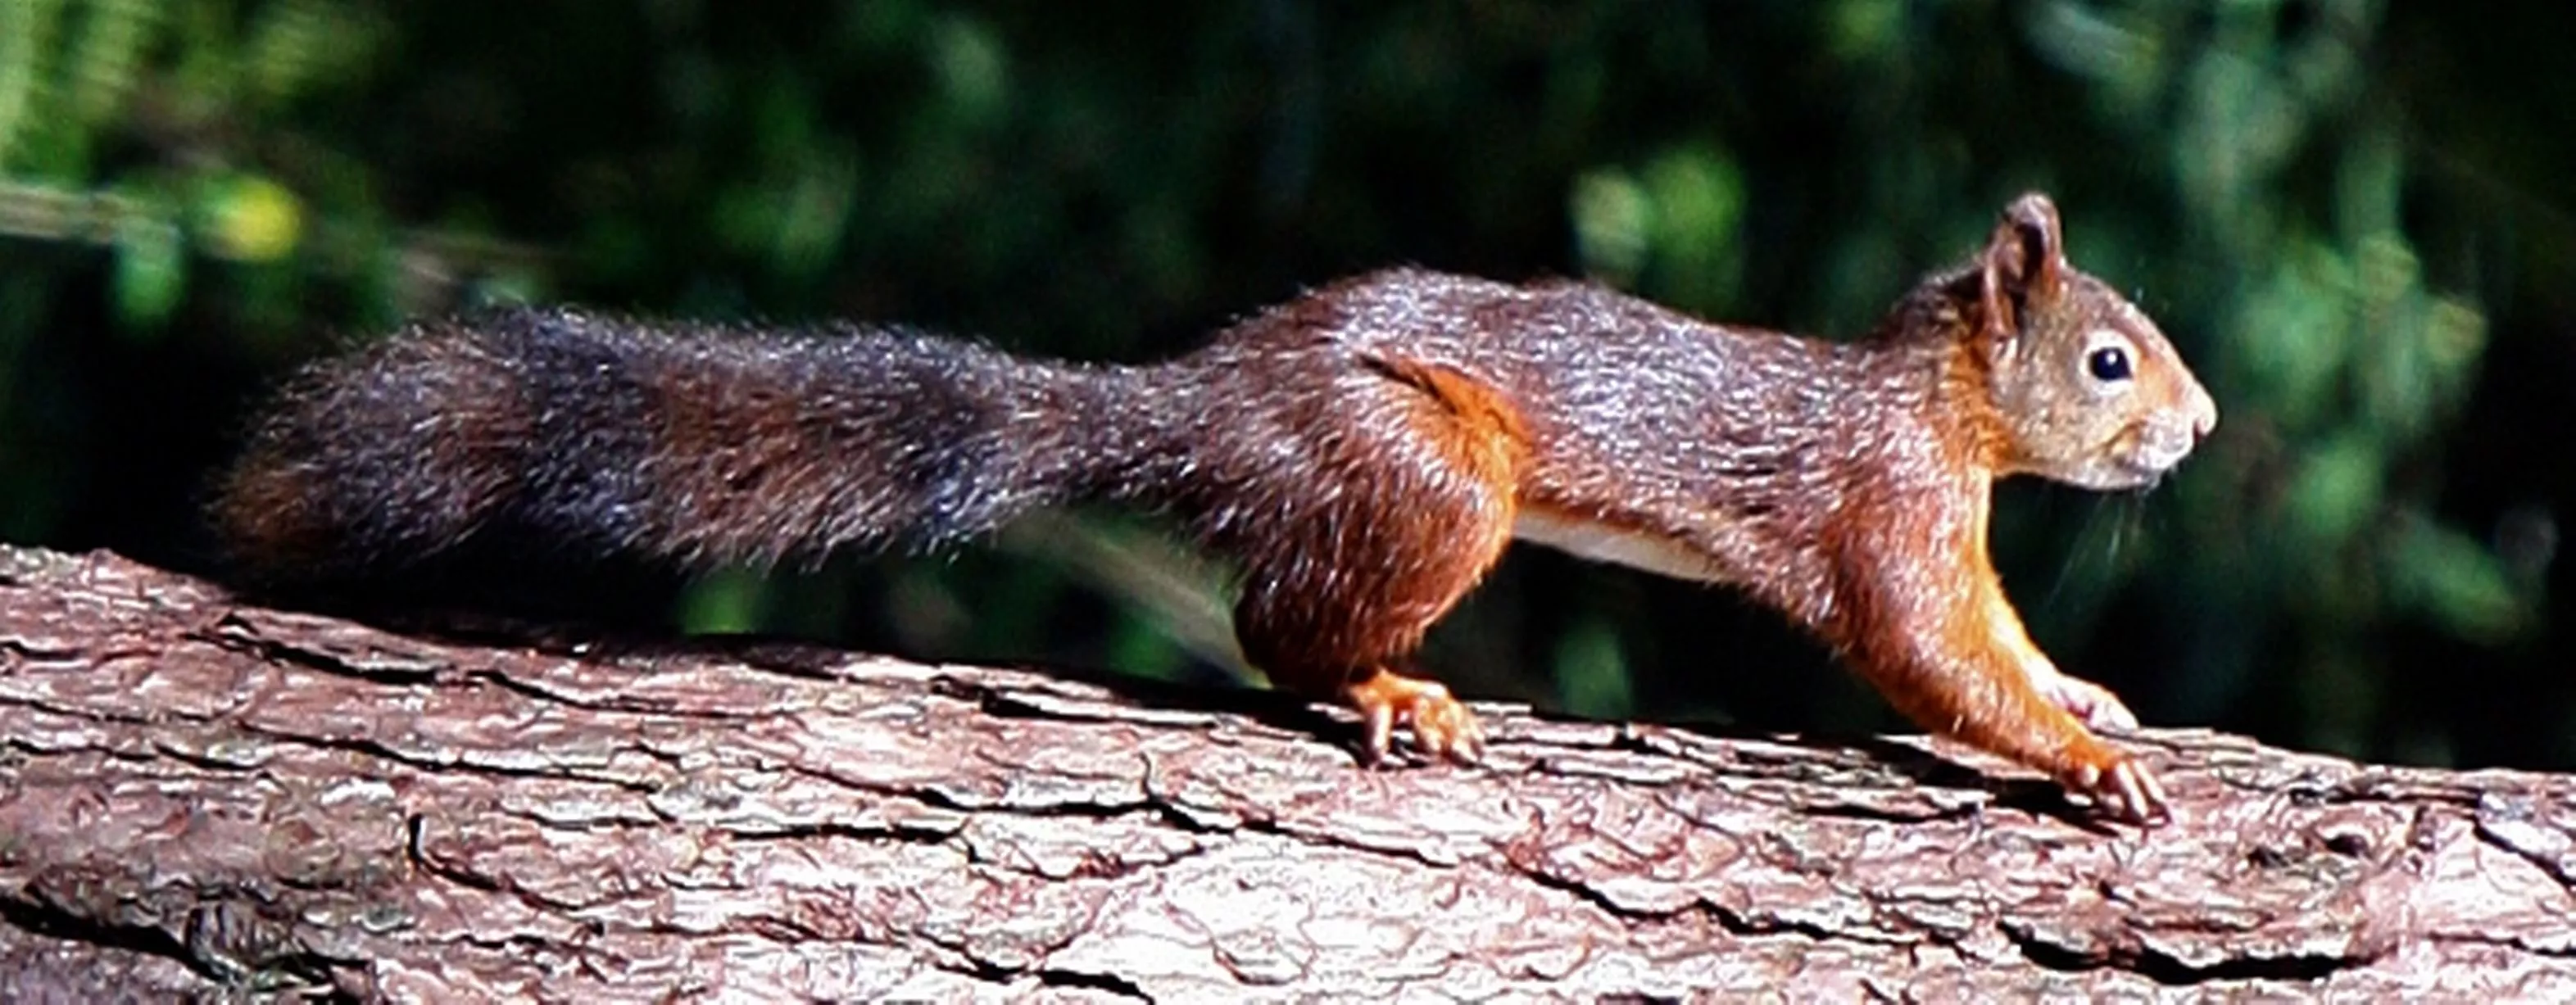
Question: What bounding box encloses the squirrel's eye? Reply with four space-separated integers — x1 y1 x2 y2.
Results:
2087 346 2132 383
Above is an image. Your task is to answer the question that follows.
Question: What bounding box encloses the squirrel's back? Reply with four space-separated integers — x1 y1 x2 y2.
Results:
1211 269 1889 604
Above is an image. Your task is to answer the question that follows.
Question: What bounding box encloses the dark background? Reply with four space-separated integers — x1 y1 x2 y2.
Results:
4 1 2569 771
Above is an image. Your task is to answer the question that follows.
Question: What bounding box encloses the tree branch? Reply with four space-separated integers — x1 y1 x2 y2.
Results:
1 545 2569 1001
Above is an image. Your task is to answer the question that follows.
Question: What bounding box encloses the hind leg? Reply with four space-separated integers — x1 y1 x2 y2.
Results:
1238 582 1505 763
1227 358 1528 763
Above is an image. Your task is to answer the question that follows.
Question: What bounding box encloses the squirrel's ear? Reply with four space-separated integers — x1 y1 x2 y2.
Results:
1979 192 2068 351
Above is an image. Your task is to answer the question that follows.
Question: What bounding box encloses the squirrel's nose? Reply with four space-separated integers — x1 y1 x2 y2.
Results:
2187 383 2218 439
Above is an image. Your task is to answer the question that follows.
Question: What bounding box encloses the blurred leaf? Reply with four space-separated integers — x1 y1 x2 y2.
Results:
1570 146 1744 310
2029 0 2168 115
2387 517 2528 644
2284 432 2384 555
1825 0 1906 63
0 0 65 171
1570 167 1650 283
199 174 305 262
2420 297 2488 399
67 0 153 128
110 211 184 331
927 13 1010 129
1641 146 1745 312
2230 238 2352 432
244 0 379 104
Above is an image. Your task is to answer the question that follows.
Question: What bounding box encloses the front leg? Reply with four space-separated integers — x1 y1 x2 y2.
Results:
1830 542 2170 825
1980 589 2141 731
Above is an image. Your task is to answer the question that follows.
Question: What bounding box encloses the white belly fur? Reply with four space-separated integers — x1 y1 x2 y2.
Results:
1511 511 1725 583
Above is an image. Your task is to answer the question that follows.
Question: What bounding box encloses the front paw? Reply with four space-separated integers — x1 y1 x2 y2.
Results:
2032 669 2140 730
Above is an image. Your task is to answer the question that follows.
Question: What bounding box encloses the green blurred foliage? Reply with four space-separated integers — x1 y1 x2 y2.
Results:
2 0 2569 770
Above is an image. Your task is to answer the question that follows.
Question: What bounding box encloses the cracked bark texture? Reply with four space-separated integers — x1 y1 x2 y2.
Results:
1 546 2571 1003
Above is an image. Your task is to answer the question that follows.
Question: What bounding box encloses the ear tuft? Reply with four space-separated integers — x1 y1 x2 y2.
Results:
1980 192 2069 350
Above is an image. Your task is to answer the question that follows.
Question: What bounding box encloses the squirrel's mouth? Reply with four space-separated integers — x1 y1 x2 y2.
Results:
2107 421 2202 485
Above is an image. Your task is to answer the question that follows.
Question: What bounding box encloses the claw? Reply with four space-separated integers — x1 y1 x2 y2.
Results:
2111 761 2171 826
1360 698 1396 765
2072 757 2171 826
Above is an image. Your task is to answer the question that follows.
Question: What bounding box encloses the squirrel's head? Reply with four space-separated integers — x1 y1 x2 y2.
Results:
1970 193 2217 490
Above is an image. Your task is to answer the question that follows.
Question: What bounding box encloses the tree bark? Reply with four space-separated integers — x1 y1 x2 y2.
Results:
0 545 2569 1002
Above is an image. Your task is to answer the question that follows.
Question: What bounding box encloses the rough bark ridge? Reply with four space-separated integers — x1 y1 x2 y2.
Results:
0 545 2570 1002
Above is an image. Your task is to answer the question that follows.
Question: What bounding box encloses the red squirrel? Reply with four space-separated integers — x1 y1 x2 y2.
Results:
217 193 2216 825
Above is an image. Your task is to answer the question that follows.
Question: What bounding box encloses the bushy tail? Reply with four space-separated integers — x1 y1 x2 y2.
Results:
215 308 1150 582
